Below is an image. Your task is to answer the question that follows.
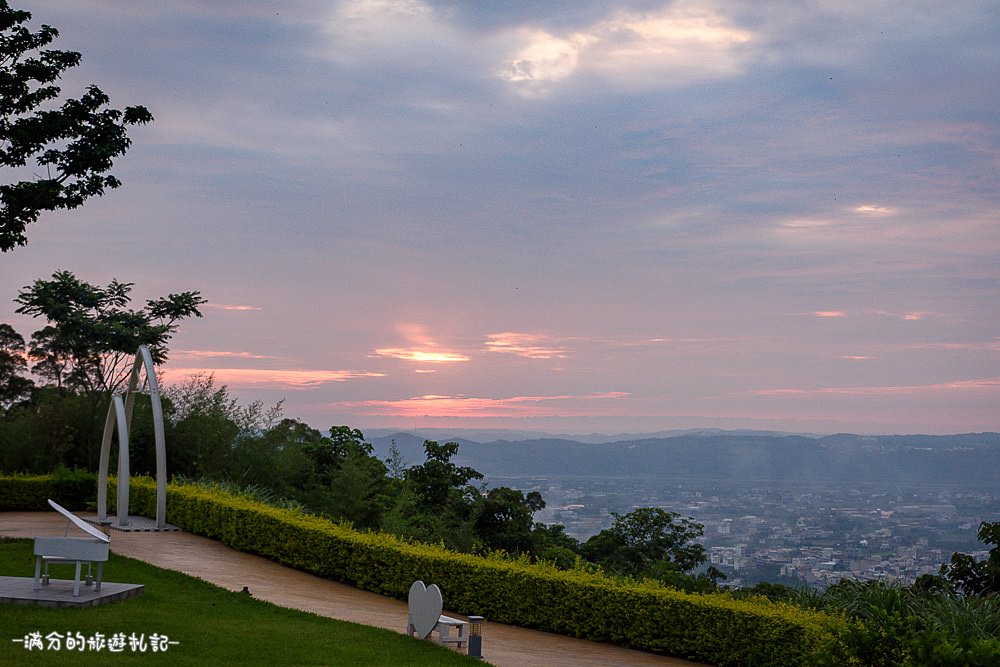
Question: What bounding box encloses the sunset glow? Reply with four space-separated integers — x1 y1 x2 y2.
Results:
160 368 385 389
373 348 470 363
202 303 262 311
333 392 632 418
171 350 273 360
484 333 568 359
753 378 1000 397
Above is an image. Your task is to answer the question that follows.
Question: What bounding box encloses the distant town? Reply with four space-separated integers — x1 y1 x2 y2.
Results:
371 429 1000 590
505 475 996 589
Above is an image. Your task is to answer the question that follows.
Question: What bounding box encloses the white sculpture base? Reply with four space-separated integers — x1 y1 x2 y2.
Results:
85 515 179 533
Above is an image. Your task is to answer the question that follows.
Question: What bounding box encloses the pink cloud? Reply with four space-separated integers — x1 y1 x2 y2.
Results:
171 349 273 360
202 303 262 311
852 204 895 216
332 391 631 418
160 367 385 389
905 340 1000 352
374 324 470 363
753 378 1000 397
812 311 847 318
374 348 470 363
484 332 567 359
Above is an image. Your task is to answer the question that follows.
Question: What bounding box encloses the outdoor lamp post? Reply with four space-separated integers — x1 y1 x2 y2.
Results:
467 616 484 659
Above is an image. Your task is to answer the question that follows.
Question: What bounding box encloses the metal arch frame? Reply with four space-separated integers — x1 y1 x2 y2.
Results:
96 345 168 529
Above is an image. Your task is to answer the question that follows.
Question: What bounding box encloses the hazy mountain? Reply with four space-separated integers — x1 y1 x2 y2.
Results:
364 427 819 445
370 431 1000 489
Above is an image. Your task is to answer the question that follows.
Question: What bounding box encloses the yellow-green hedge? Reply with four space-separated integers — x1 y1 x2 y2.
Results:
116 477 854 666
0 473 857 665
0 470 96 511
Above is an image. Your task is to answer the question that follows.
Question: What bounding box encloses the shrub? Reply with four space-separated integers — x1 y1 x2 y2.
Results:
810 580 1000 666
0 467 96 510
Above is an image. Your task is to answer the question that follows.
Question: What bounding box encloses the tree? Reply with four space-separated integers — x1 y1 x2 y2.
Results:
297 425 389 529
530 522 581 569
384 440 407 480
14 270 205 397
0 1 152 251
301 425 373 473
381 440 484 551
940 521 1000 597
474 486 545 554
163 374 277 481
581 507 708 578
0 322 32 410
405 440 483 509
230 417 313 499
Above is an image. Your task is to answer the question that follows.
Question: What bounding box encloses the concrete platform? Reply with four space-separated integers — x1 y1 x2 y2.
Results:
0 576 143 608
84 515 180 532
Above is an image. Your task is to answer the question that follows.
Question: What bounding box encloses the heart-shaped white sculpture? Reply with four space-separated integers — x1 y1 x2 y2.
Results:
408 580 443 639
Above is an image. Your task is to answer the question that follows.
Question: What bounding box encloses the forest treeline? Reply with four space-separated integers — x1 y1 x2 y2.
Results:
0 368 724 591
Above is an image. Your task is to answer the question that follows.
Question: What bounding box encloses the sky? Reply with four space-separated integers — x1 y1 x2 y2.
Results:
2 0 999 436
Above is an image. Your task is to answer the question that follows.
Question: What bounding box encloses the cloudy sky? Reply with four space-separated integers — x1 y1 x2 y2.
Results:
3 0 998 435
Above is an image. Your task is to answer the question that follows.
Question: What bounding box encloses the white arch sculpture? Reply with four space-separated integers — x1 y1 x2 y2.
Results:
96 345 168 530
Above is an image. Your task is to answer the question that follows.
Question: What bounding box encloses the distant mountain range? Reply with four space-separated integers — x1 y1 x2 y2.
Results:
369 430 1000 489
365 427 814 445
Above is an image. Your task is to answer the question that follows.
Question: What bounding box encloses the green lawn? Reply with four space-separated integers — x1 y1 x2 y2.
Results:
0 538 482 665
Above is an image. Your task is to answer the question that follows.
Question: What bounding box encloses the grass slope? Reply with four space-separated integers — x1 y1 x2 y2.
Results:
0 538 480 666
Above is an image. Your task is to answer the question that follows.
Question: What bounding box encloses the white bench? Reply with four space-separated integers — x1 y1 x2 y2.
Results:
406 581 469 650
406 610 469 648
429 614 468 649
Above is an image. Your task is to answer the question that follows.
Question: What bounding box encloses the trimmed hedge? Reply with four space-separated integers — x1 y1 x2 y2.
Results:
0 469 96 511
0 474 856 665
122 477 853 665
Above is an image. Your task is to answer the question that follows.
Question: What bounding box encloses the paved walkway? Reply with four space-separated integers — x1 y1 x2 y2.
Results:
1 512 705 667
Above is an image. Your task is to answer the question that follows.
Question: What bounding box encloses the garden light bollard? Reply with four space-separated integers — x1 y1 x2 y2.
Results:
467 616 484 659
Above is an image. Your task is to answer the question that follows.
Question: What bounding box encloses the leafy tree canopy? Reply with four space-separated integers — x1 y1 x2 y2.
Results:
406 440 484 509
940 521 1000 597
0 321 32 409
14 270 205 397
581 507 708 577
474 486 545 554
0 1 152 251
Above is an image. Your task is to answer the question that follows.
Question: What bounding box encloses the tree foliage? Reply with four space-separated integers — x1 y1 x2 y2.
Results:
474 486 545 554
405 440 483 509
0 322 32 409
581 507 708 578
0 1 152 251
14 270 204 397
940 521 1000 598
296 425 388 529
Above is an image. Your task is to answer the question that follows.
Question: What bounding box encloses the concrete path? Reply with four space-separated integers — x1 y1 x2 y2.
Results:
1 512 705 666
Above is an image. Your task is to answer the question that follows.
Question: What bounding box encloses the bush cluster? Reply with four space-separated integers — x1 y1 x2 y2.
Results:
0 467 95 510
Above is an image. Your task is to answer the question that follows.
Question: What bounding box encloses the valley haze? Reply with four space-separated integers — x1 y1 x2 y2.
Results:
367 428 1000 587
